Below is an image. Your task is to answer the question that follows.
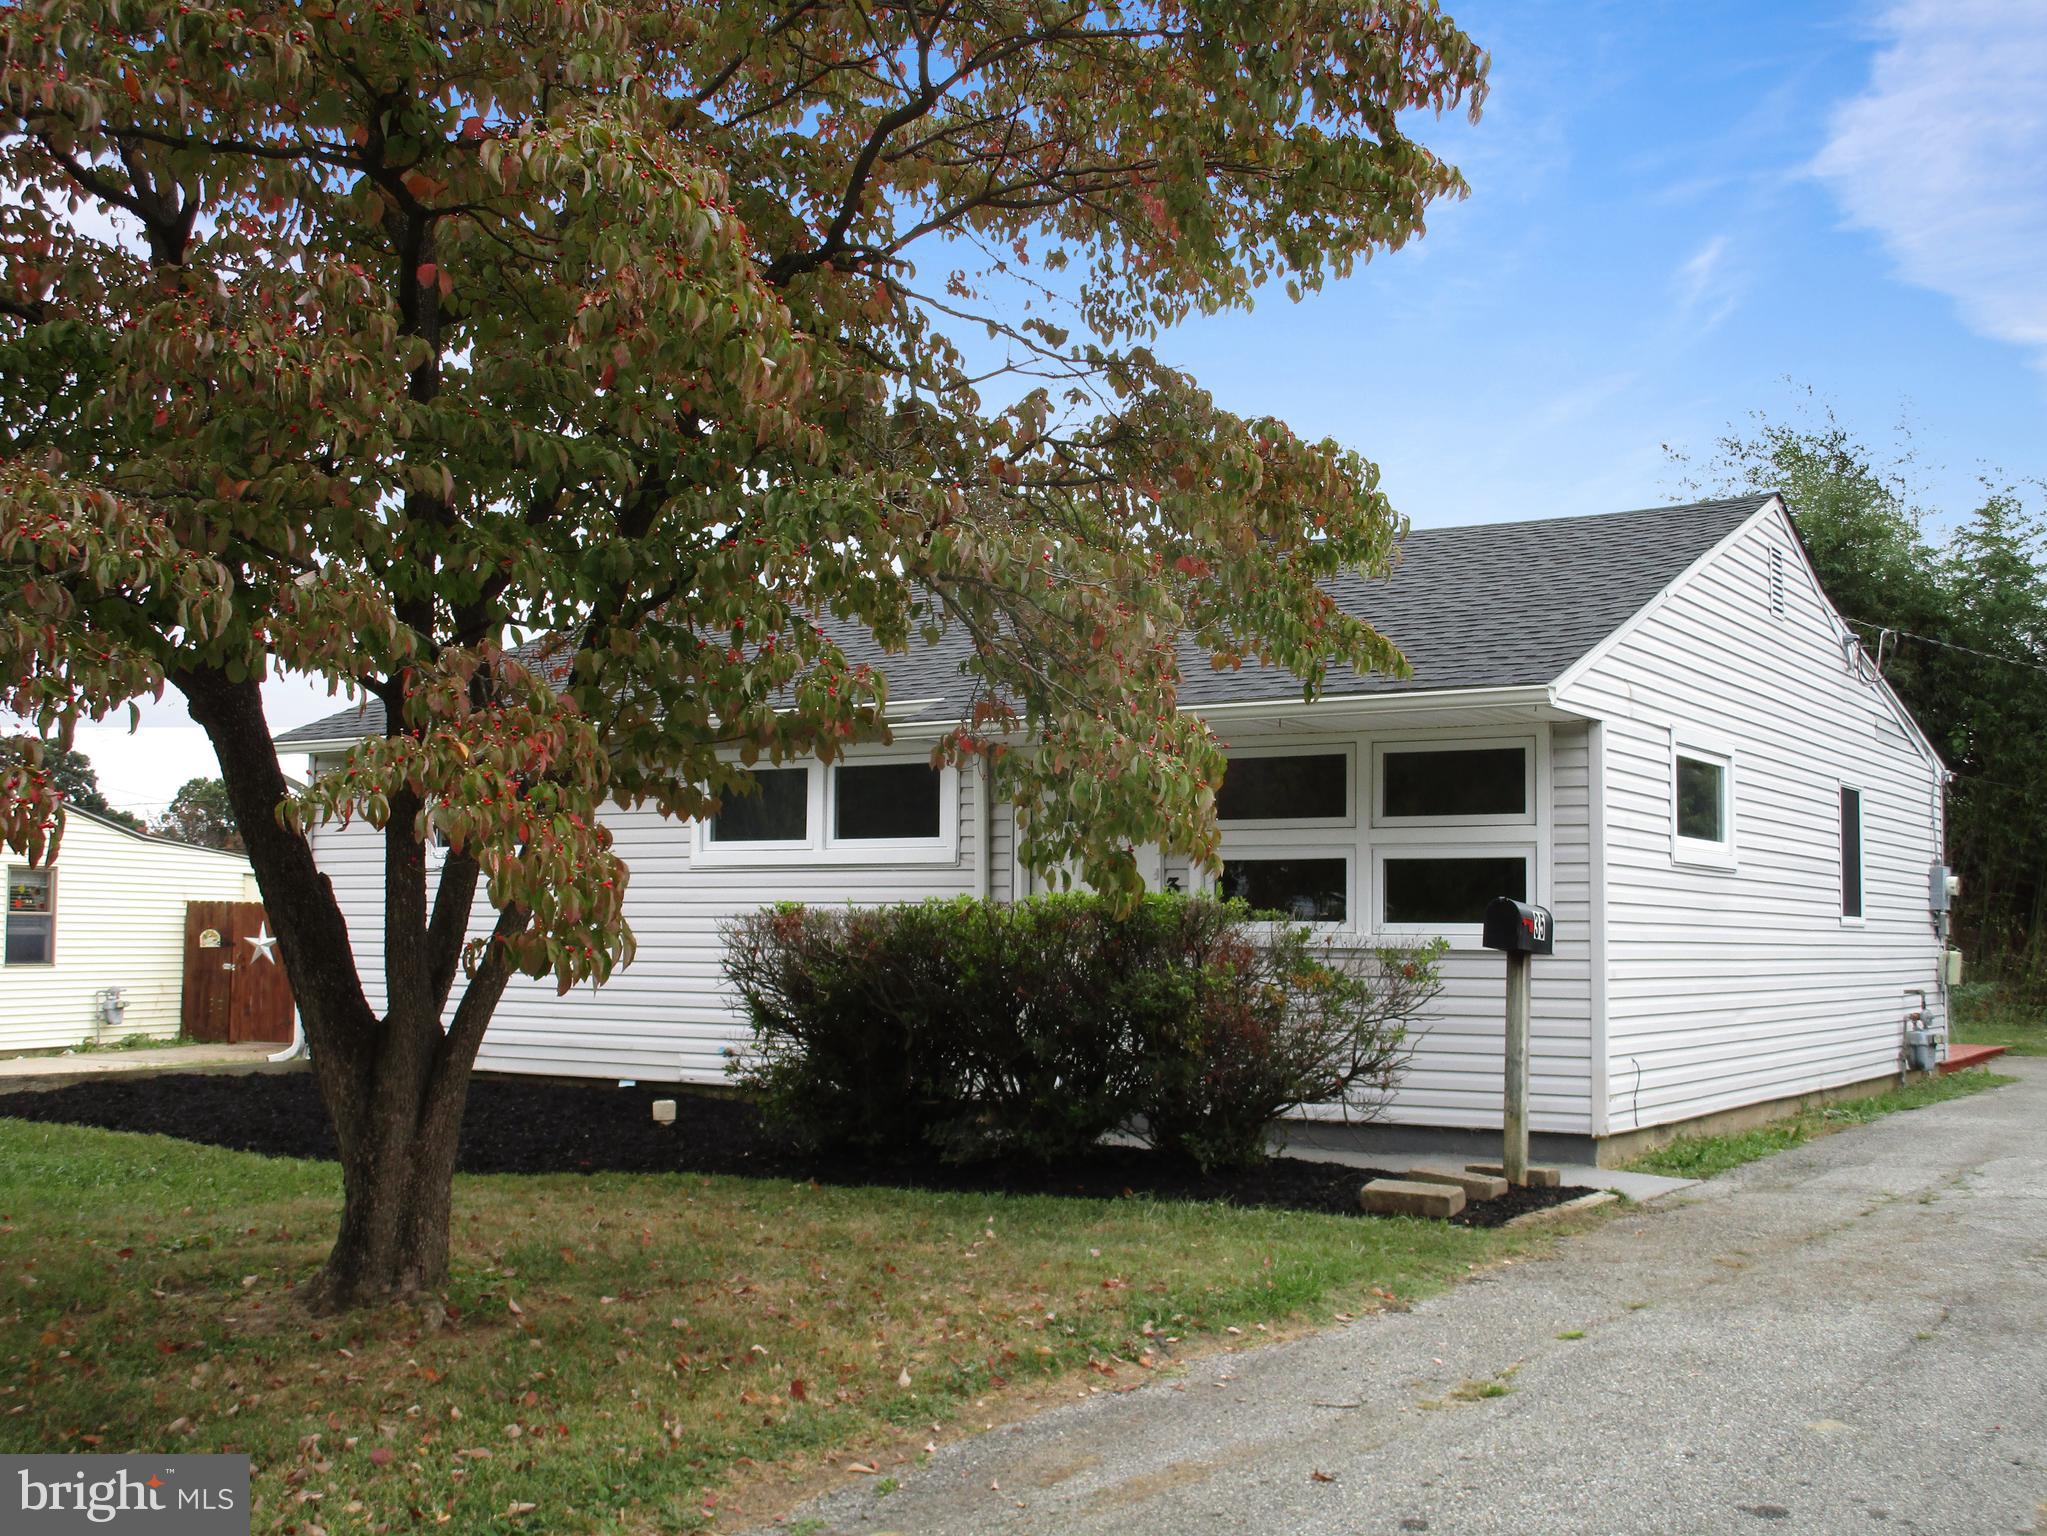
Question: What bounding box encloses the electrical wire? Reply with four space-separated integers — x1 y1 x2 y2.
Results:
1841 616 2047 678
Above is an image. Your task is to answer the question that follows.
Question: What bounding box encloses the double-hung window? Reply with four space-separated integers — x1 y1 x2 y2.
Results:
6 866 54 966
695 758 956 865
1371 737 1538 937
1213 746 1353 923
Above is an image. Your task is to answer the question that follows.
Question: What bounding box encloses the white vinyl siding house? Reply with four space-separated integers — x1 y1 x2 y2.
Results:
1554 505 1945 1136
0 809 258 1053
282 495 1950 1156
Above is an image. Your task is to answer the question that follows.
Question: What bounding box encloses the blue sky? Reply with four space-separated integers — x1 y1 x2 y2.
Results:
1151 0 2047 529
58 0 2047 815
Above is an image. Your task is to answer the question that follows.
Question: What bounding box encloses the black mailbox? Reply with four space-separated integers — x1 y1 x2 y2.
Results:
1482 898 1553 956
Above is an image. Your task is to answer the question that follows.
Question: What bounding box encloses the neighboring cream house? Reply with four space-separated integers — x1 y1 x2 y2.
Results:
1 809 257 1052
278 495 1952 1161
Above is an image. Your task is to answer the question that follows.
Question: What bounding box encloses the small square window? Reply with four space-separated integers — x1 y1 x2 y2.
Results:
1218 856 1347 923
708 767 809 844
6 866 54 966
1215 752 1349 824
1676 756 1726 843
834 762 942 842
1382 855 1527 927
1841 786 1864 919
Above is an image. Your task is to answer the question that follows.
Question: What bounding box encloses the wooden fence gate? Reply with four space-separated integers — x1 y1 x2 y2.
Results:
182 900 295 1044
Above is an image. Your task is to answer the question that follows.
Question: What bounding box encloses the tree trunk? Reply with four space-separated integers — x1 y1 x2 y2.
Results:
178 664 526 1312
308 1036 470 1309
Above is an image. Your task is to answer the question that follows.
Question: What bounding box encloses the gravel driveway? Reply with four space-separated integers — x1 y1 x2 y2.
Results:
772 1059 2045 1535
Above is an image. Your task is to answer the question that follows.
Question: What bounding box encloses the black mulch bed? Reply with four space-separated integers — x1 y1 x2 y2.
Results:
0 1072 1591 1229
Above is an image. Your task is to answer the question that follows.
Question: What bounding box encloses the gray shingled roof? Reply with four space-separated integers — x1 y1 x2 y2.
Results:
273 495 1773 749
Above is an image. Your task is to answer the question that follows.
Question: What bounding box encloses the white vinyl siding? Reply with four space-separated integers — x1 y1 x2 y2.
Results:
309 744 990 1084
1558 506 1944 1132
1196 722 1593 1137
0 814 258 1052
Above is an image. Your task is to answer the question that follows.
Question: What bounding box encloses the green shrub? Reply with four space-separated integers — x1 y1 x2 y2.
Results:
723 894 1441 1169
1135 922 1445 1171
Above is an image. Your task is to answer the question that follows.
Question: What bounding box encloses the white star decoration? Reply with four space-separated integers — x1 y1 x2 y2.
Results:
246 923 279 965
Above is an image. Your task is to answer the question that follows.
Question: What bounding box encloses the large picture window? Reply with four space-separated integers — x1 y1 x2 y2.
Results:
1381 854 1528 928
1215 750 1350 825
833 762 943 842
1212 746 1353 925
1219 856 1348 923
1379 745 1529 822
695 758 958 865
705 767 809 845
6 866 54 966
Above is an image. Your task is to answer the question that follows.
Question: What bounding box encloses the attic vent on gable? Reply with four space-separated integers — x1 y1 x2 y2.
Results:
1767 546 1787 618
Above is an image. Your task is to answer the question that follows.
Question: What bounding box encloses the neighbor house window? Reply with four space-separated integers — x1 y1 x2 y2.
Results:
1672 745 1735 865
1380 853 1529 927
1377 743 1531 823
705 767 810 845
1841 785 1864 920
6 866 53 966
832 761 943 843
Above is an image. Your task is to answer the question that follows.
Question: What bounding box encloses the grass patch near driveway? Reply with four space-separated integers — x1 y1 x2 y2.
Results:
0 1118 1530 1534
1624 1069 2014 1181
1949 982 2047 1057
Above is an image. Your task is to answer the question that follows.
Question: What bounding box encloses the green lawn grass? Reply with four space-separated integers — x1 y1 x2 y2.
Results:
1948 982 2047 1057
1624 1068 2014 1180
0 1119 1532 1534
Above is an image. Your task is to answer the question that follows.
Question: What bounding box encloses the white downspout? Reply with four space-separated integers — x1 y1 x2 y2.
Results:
267 1009 307 1063
976 755 995 903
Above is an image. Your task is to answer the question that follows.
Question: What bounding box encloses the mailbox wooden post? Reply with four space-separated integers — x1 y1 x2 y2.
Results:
1482 897 1554 1188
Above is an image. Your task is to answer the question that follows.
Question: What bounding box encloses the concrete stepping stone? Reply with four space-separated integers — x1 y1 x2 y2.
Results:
1405 1164 1509 1201
1466 1162 1562 1188
1359 1178 1466 1219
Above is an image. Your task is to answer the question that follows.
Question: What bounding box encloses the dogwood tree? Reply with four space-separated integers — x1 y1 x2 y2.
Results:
0 1 1487 1308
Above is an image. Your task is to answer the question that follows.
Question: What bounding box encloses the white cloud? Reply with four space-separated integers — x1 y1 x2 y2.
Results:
1673 233 1740 330
1813 0 2047 365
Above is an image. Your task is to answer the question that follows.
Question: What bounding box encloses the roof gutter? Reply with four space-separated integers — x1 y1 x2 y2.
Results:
1185 682 1566 722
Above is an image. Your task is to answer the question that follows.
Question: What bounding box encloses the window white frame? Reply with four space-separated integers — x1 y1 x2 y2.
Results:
1372 735 1537 828
1839 782 1865 926
1213 741 1356 829
1207 742 1358 926
1671 736 1737 869
825 757 956 858
1372 842 1538 942
691 755 960 867
5 864 56 967
1216 849 1356 927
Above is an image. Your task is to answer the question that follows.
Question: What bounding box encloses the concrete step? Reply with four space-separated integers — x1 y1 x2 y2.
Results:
1404 1164 1509 1201
1359 1178 1467 1219
1466 1162 1562 1188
